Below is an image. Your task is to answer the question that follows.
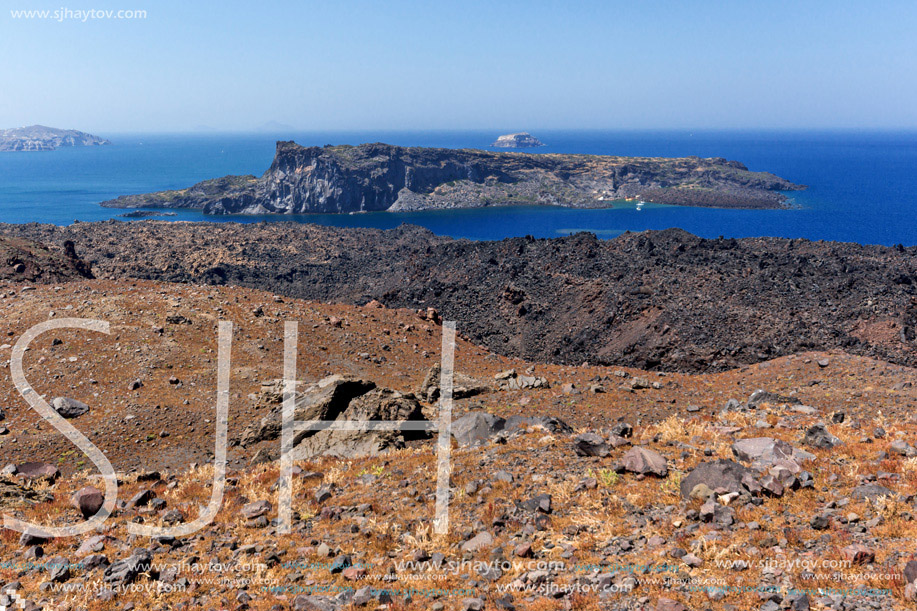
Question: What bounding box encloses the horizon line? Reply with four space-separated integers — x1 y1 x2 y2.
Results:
88 126 917 136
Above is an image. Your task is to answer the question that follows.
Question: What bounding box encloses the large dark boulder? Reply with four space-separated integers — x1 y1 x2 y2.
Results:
71 487 104 518
573 433 610 457
241 375 375 446
293 388 429 460
452 412 506 447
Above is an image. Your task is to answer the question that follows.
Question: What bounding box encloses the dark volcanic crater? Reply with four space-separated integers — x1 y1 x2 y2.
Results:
2 221 916 372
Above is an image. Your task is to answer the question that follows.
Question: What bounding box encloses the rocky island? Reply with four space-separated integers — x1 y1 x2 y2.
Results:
491 131 545 147
100 141 804 214
0 125 110 151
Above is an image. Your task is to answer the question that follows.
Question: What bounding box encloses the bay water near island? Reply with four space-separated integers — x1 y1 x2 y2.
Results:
1 129 915 246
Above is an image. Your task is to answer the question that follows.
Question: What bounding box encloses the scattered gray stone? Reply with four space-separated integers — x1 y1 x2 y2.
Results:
126 489 154 509
904 560 917 585
655 598 688 611
249 447 273 465
731 437 815 469
241 375 376 446
810 515 830 530
520 494 552 514
19 529 49 547
292 595 337 611
103 549 153 587
619 446 668 477
851 483 895 500
629 377 652 390
462 598 486 611
51 397 89 418
804 424 842 449
573 433 610 457
294 387 430 460
504 415 573 435
495 370 549 390
680 459 752 499
45 556 70 583
461 531 494 553
418 363 489 402
314 485 334 504
242 500 272 520
748 389 800 407
890 439 917 457
699 501 736 527
493 470 514 483
452 412 506 447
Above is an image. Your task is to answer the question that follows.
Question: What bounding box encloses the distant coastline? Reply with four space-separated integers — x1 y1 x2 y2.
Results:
0 125 110 152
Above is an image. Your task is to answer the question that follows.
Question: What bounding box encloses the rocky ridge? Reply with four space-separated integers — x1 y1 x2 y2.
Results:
2 222 915 373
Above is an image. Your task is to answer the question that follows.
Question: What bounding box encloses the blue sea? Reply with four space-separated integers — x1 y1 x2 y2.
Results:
1 130 916 246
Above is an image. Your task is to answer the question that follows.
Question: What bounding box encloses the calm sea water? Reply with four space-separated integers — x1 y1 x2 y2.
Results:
1 130 915 246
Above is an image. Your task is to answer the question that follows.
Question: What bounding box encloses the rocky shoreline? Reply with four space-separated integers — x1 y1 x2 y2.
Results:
99 141 803 214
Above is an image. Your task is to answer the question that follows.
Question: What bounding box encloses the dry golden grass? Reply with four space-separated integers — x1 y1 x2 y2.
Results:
0 281 915 609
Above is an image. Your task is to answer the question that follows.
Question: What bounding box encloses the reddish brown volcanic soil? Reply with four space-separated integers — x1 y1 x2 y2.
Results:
1 228 917 611
1 280 914 475
0 279 916 611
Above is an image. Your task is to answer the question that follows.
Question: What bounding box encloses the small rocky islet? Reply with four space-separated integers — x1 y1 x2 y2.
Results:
490 132 546 148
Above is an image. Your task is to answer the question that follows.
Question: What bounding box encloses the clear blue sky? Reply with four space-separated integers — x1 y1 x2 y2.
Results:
2 0 915 132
